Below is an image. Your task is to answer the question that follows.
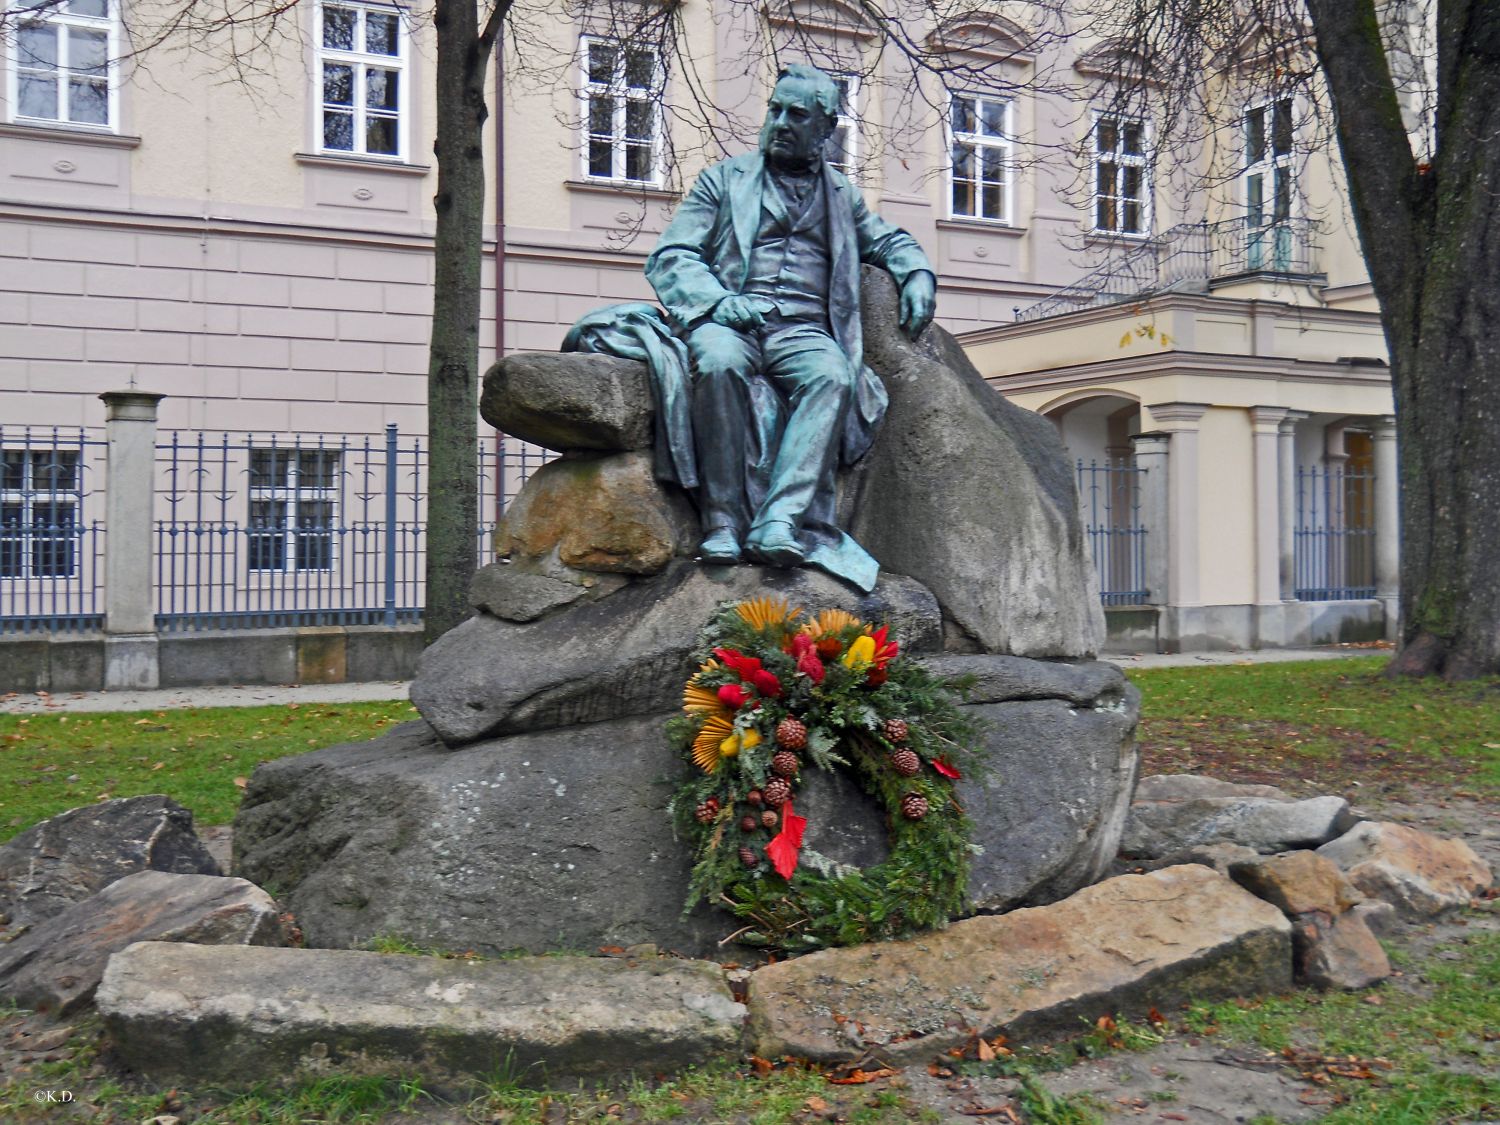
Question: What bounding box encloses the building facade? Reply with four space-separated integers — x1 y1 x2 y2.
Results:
0 0 1398 677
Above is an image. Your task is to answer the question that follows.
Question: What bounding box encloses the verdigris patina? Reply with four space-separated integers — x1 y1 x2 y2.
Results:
568 64 936 593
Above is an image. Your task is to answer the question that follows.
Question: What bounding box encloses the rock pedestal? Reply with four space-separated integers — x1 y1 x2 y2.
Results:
235 272 1139 955
236 656 1137 958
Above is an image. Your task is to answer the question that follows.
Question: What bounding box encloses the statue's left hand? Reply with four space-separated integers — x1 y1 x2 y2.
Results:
899 271 937 339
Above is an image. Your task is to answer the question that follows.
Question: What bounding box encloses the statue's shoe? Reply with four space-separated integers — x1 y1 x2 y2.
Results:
746 521 805 567
698 527 743 564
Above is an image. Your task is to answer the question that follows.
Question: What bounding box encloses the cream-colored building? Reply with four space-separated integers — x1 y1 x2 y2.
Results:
0 0 1396 662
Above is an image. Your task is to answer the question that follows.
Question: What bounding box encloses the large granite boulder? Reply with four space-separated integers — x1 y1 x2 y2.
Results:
412 560 942 746
0 795 221 939
938 657 1140 910
499 450 698 576
236 655 1136 957
481 351 653 454
848 271 1104 657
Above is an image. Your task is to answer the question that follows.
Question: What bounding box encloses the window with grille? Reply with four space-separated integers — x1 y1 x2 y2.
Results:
247 449 338 572
949 93 1010 223
1093 115 1149 235
581 37 662 184
317 2 407 159
1 449 80 578
8 0 116 129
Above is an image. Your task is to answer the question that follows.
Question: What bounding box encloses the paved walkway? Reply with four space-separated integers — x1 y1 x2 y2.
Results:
0 645 1389 715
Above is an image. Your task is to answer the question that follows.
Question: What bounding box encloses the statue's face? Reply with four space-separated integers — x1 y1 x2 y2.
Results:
760 76 835 169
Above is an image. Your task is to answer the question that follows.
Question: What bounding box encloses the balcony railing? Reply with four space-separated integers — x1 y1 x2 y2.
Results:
1015 216 1321 323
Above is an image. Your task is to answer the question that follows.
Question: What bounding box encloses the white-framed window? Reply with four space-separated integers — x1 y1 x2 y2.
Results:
1243 97 1295 269
1092 115 1149 236
581 36 662 184
247 448 338 573
1 448 80 579
949 93 1011 223
6 0 117 130
825 72 858 177
316 1 408 159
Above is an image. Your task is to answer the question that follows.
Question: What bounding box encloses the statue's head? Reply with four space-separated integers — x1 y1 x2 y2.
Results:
760 64 839 171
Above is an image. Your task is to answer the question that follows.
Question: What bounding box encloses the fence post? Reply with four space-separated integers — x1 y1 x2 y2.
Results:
383 423 398 628
99 391 166 689
1371 415 1400 639
1129 432 1170 606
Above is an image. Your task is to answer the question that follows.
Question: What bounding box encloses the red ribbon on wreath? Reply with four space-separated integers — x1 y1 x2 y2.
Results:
766 800 807 879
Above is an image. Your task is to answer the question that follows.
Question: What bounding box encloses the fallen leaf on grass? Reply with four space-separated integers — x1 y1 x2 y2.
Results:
233 777 248 789
749 1055 774 1076
802 1096 830 1113
826 1068 895 1085
926 1062 953 1078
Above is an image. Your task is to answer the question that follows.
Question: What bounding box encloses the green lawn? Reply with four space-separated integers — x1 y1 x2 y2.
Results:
0 700 416 842
1127 655 1500 797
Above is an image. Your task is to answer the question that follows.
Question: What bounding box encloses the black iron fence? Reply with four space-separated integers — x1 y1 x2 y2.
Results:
1294 464 1375 601
0 426 107 634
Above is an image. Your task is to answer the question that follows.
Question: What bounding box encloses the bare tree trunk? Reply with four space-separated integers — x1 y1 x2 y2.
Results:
1305 0 1500 678
424 0 507 643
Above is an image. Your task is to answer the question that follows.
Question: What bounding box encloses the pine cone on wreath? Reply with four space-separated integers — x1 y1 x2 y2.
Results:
694 797 721 824
738 845 758 868
883 718 910 743
890 748 921 777
760 809 779 830
762 777 793 807
746 789 764 807
740 814 759 833
901 792 930 820
771 751 800 778
776 716 809 750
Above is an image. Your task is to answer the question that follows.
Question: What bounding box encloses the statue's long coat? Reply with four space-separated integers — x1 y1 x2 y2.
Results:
645 152 933 466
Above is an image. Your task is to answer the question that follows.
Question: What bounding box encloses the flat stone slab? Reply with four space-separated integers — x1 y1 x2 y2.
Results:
0 795 221 939
97 942 744 1092
412 559 942 746
1316 821 1493 919
0 870 283 1016
746 864 1291 1064
1121 795 1356 858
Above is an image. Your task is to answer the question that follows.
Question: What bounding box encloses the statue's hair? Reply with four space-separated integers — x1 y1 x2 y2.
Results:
775 64 841 123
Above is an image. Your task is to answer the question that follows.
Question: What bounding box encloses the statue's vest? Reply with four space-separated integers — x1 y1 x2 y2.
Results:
742 174 831 324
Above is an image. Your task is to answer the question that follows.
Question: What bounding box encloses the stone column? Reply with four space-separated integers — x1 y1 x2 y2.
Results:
1371 414 1400 639
1277 411 1307 601
1250 407 1288 609
1129 432 1170 606
1146 403 1208 607
100 391 166 690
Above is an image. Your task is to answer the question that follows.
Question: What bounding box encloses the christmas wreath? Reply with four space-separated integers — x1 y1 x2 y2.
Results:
668 597 985 952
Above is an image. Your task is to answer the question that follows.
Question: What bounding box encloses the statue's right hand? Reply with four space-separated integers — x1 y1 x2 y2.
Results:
712 296 765 331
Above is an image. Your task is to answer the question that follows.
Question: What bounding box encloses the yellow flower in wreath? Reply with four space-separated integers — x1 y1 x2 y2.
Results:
841 633 877 672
